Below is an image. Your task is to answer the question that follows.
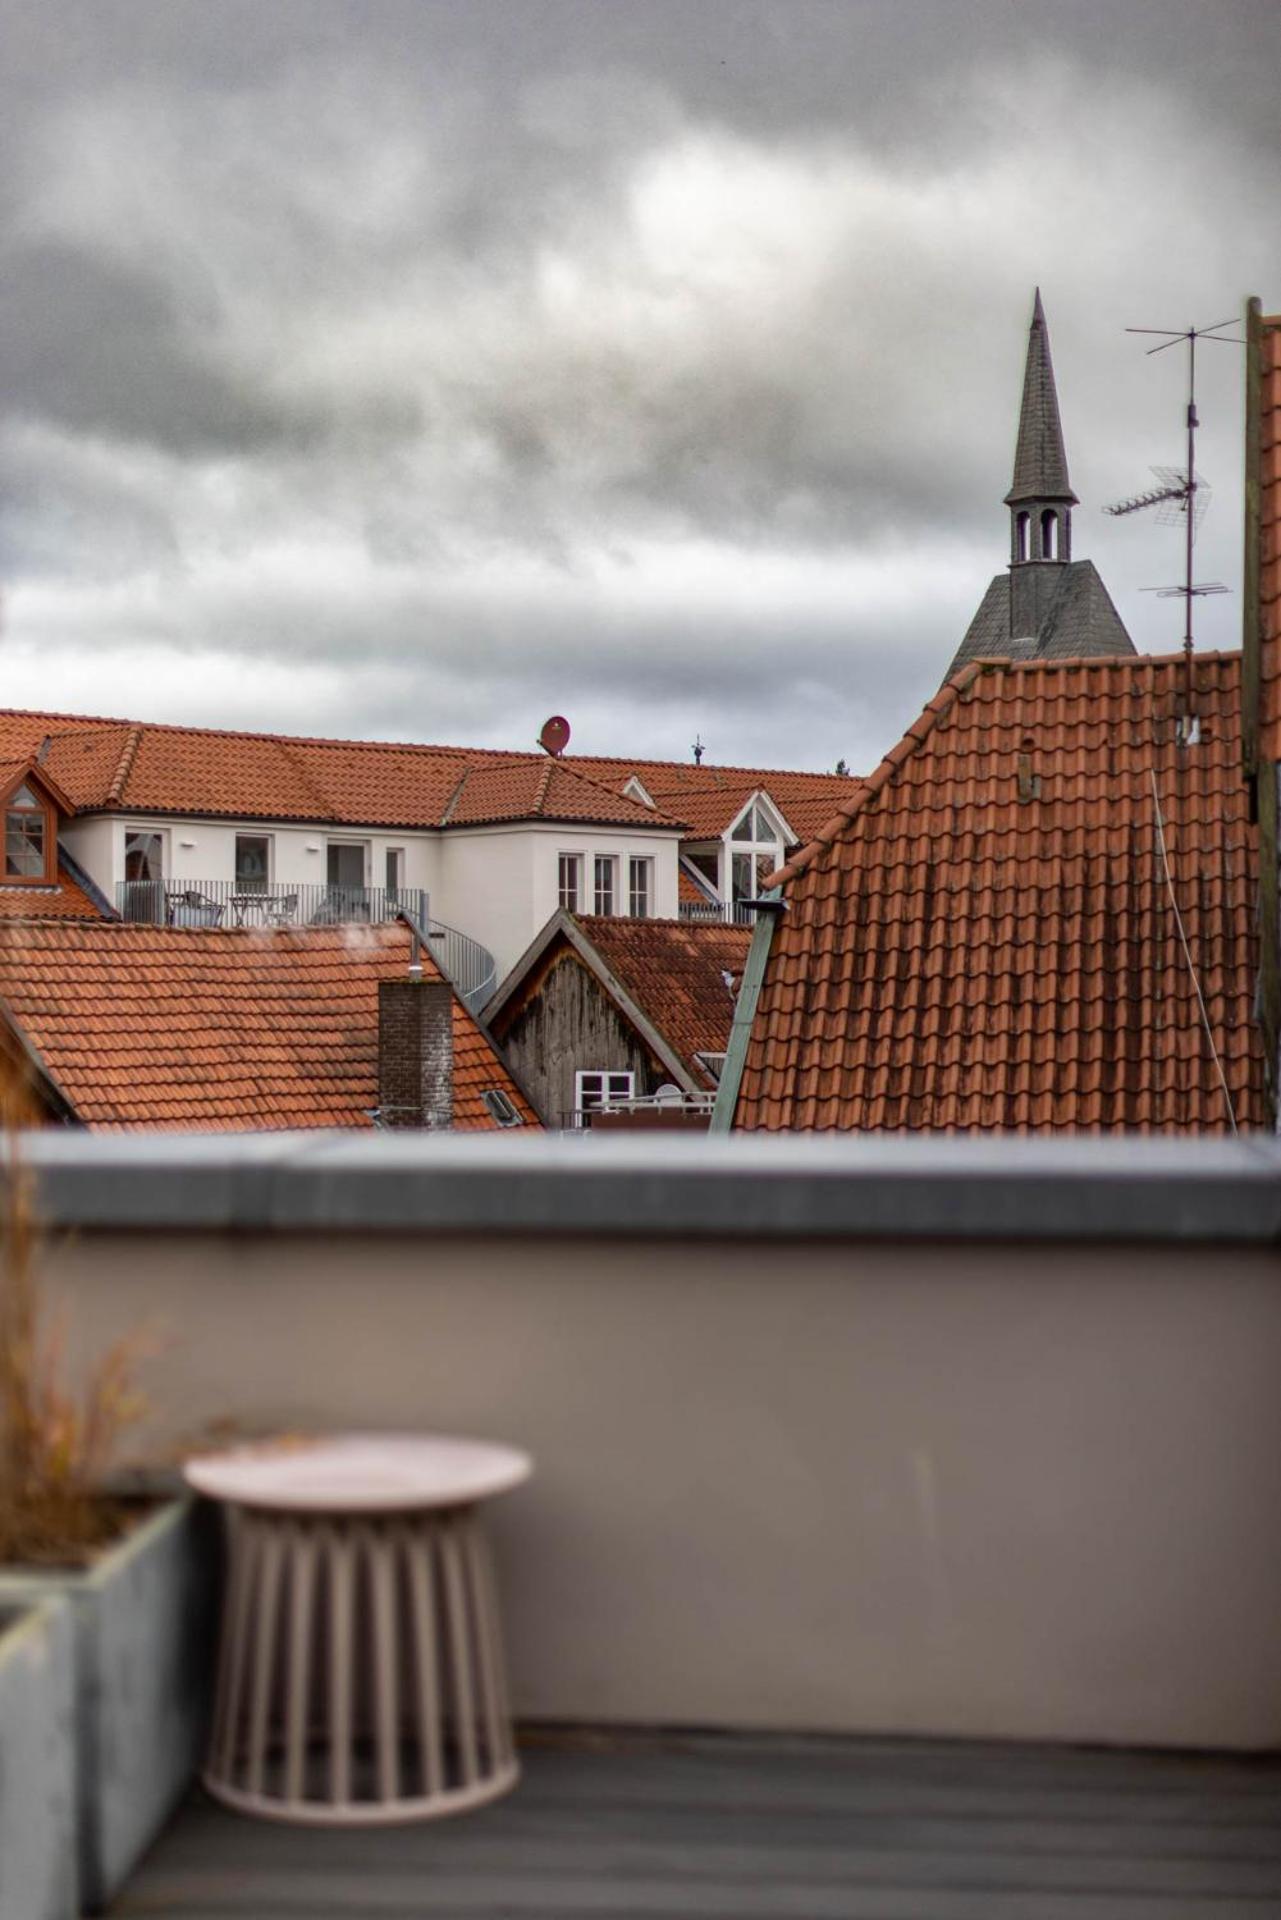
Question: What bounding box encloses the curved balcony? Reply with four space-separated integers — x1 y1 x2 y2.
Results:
115 881 497 1013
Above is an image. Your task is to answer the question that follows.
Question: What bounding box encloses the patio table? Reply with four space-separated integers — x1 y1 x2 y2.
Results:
184 1432 532 1826
227 891 298 927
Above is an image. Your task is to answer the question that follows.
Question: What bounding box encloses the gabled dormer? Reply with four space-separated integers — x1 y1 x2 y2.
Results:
623 774 657 810
0 760 74 887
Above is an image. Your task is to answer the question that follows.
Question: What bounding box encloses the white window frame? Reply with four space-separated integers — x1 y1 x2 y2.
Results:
593 853 618 917
385 846 405 896
558 851 583 913
234 831 273 891
326 839 369 888
574 1069 634 1127
122 824 168 883
628 855 653 918
724 796 786 904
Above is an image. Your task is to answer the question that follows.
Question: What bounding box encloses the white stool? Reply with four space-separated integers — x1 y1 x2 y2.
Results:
184 1433 532 1826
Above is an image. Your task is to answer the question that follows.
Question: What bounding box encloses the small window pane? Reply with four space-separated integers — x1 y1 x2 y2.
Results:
386 848 404 894
574 1069 634 1126
9 783 40 809
594 856 616 916
236 835 271 891
628 856 651 917
5 813 44 876
731 810 754 842
558 853 580 912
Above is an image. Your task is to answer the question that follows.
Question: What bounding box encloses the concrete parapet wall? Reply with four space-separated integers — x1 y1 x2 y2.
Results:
22 1133 1281 1750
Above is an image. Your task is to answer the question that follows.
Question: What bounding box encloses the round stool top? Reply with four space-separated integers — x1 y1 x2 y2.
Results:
183 1431 532 1513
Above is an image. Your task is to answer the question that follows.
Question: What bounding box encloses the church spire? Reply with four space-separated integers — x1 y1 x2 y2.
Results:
1005 289 1077 508
1005 291 1077 634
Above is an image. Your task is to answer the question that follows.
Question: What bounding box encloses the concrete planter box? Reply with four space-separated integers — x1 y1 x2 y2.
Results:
0 1597 78 1920
0 1496 218 1913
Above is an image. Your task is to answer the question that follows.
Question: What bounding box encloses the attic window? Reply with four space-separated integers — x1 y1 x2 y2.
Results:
1175 713 1201 747
5 784 50 880
481 1087 523 1128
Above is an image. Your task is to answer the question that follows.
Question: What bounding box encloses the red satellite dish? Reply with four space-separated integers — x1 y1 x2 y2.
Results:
537 715 571 758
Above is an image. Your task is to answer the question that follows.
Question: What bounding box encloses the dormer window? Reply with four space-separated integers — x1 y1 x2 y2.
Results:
727 798 786 905
5 782 52 882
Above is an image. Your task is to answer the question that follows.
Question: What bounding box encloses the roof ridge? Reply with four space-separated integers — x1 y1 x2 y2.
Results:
770 667 983 890
107 725 143 804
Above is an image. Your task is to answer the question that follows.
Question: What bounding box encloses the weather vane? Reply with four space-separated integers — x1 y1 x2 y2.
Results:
1103 318 1242 668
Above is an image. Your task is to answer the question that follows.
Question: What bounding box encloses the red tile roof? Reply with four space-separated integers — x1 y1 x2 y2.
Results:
0 709 851 845
0 861 109 921
441 758 683 829
572 757 860 843
1258 309 1281 764
0 711 675 833
735 652 1265 1134
0 921 538 1132
570 915 751 1085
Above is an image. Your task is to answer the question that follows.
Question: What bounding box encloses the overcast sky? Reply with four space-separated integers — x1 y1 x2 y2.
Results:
2 1 1278 772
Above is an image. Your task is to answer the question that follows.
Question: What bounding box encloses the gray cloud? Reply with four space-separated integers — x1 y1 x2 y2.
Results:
1 0 1277 771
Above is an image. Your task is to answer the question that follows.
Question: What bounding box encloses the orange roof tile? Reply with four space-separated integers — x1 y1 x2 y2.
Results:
0 921 537 1132
442 758 684 829
570 915 751 1084
0 859 110 922
1258 309 1281 765
735 653 1266 1135
0 710 687 833
572 757 860 843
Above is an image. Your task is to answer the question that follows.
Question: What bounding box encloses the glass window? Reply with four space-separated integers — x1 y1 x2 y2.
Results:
124 830 164 883
327 843 366 889
558 852 581 913
731 810 754 842
628 856 652 918
5 808 44 877
386 848 404 896
235 834 271 892
594 855 617 916
481 1087 523 1128
574 1070 634 1127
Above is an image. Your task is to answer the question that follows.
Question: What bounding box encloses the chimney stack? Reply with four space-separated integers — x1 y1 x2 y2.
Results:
378 978 453 1129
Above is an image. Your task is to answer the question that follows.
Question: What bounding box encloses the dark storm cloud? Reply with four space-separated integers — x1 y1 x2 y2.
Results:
2 0 1279 767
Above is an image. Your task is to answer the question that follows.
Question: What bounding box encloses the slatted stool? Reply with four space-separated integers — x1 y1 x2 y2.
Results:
184 1433 532 1825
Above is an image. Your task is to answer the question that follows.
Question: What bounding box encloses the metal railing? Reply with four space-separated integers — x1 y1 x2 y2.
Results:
115 881 498 1013
560 1091 718 1131
678 899 755 924
424 919 497 1014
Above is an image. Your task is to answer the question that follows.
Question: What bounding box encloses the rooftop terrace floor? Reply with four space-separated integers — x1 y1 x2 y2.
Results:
112 1731 1281 1919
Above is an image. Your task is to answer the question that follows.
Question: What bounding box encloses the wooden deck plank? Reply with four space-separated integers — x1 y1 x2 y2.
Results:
111 1739 1281 1919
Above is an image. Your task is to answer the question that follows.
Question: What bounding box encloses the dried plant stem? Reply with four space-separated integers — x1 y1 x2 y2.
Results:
0 1059 150 1566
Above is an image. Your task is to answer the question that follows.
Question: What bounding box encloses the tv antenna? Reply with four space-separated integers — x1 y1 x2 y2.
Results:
1102 318 1242 665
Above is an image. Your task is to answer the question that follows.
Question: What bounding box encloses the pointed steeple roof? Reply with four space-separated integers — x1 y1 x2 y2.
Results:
1004 289 1078 506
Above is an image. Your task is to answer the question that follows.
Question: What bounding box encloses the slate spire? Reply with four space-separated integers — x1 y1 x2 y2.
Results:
1005 290 1078 507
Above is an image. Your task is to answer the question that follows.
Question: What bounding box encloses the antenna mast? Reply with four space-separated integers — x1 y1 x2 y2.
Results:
1103 318 1241 666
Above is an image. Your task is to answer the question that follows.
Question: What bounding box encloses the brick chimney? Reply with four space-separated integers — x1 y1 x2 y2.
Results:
378 978 453 1129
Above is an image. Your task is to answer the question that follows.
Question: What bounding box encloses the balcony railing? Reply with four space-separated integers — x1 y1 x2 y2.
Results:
115 880 497 1013
678 899 755 924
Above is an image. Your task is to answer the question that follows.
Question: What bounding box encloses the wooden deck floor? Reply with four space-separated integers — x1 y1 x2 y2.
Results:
111 1732 1281 1919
